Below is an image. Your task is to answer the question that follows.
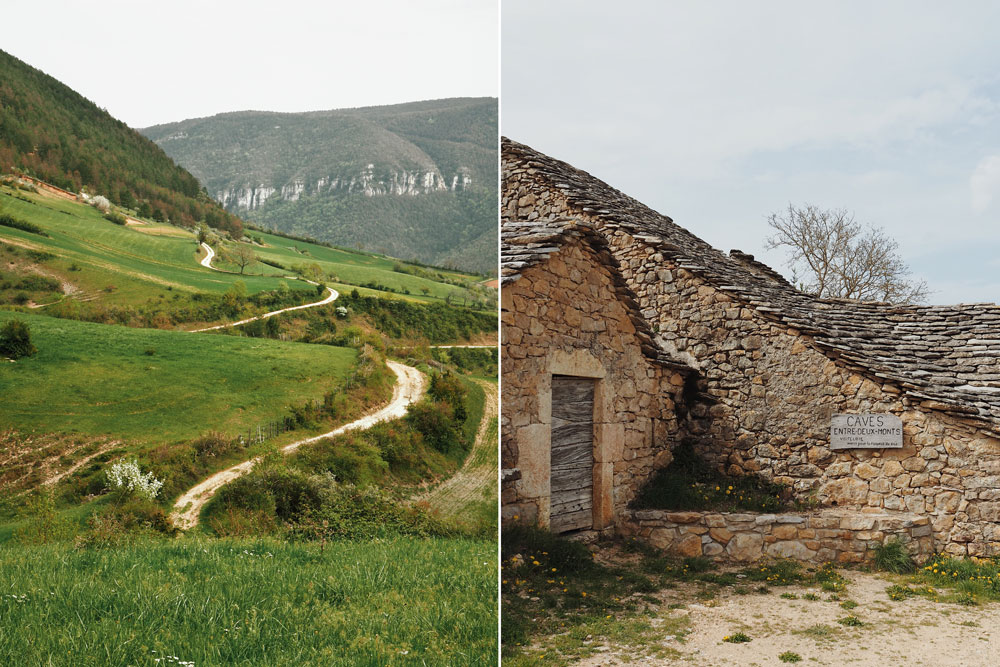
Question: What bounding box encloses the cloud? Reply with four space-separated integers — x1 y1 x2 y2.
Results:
971 155 1000 213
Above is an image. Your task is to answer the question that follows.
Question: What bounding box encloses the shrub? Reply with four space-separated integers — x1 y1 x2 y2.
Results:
76 498 175 547
0 212 48 237
0 318 36 358
88 195 111 212
14 490 73 544
872 538 916 573
105 459 163 500
406 400 464 457
104 210 127 225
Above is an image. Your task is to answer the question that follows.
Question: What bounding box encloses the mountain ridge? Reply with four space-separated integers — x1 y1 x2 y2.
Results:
141 97 497 274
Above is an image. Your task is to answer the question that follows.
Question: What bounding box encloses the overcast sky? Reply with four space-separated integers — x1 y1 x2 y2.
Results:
503 0 1000 305
3 0 497 128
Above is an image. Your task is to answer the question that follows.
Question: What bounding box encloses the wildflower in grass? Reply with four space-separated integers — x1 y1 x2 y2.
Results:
106 459 163 500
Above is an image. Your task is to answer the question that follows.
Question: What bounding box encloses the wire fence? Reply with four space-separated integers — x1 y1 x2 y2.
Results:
238 418 295 446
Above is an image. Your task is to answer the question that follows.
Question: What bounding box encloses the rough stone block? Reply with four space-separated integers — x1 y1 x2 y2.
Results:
674 533 703 558
766 541 816 560
726 532 764 562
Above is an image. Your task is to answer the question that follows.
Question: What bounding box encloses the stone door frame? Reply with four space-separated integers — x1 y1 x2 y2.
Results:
535 349 614 532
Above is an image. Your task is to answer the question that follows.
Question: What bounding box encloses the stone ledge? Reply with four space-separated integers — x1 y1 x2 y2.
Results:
619 508 936 564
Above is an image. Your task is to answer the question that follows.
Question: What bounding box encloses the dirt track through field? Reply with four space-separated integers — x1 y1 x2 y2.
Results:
170 360 426 530
190 241 338 332
414 379 497 517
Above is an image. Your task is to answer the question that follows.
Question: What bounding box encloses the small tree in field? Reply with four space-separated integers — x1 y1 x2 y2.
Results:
765 203 929 304
232 243 257 274
0 319 36 359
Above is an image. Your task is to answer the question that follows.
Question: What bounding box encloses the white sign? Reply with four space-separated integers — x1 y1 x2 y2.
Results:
830 414 903 450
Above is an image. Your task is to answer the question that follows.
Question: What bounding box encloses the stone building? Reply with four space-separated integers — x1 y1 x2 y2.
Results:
502 137 1000 561
501 218 691 532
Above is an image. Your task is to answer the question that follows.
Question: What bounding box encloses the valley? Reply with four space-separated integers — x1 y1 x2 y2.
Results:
0 144 497 666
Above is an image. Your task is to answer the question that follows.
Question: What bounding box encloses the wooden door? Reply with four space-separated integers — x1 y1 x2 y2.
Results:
550 375 595 533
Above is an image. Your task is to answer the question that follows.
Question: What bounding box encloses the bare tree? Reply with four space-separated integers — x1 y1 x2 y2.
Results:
765 204 929 304
231 243 257 275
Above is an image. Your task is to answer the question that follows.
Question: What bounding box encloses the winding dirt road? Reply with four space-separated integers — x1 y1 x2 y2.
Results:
170 360 426 530
191 241 338 333
198 241 216 269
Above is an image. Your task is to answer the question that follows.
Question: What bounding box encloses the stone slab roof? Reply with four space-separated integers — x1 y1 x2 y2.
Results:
502 216 692 372
503 137 1000 433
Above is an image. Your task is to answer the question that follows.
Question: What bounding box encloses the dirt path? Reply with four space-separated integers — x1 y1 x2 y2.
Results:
431 345 497 349
170 360 426 530
198 241 216 269
573 569 1000 666
191 241 338 333
414 379 497 517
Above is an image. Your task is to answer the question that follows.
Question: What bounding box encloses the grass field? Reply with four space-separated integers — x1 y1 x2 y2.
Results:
0 310 357 443
246 229 485 303
0 186 313 305
0 536 497 666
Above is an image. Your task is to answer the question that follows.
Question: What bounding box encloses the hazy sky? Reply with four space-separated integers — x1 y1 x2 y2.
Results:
3 0 497 128
503 1 1000 305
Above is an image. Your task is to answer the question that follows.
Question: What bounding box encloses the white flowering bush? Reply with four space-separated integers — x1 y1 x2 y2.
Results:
106 459 163 500
88 195 111 213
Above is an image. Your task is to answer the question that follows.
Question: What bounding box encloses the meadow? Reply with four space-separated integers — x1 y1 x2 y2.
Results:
0 186 310 305
0 309 356 443
0 185 491 316
0 536 497 666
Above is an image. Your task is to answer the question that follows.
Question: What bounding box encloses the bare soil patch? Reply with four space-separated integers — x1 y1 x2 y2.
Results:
583 564 999 666
0 430 119 495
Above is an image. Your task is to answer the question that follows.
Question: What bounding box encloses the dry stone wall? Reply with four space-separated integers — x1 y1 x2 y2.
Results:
501 239 686 530
620 508 936 564
503 163 1000 558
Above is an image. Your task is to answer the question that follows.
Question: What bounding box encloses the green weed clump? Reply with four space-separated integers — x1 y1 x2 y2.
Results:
742 559 806 586
723 632 751 643
779 651 803 663
872 538 916 573
909 554 1000 604
631 440 789 513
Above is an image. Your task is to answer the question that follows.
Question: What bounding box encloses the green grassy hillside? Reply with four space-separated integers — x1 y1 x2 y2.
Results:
141 98 497 273
0 310 356 443
0 49 243 235
0 183 493 327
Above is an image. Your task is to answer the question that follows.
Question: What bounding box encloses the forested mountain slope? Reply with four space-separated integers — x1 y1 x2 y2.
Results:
0 49 243 235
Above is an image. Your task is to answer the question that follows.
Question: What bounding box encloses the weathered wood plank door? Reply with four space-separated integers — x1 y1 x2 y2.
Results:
550 375 595 533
